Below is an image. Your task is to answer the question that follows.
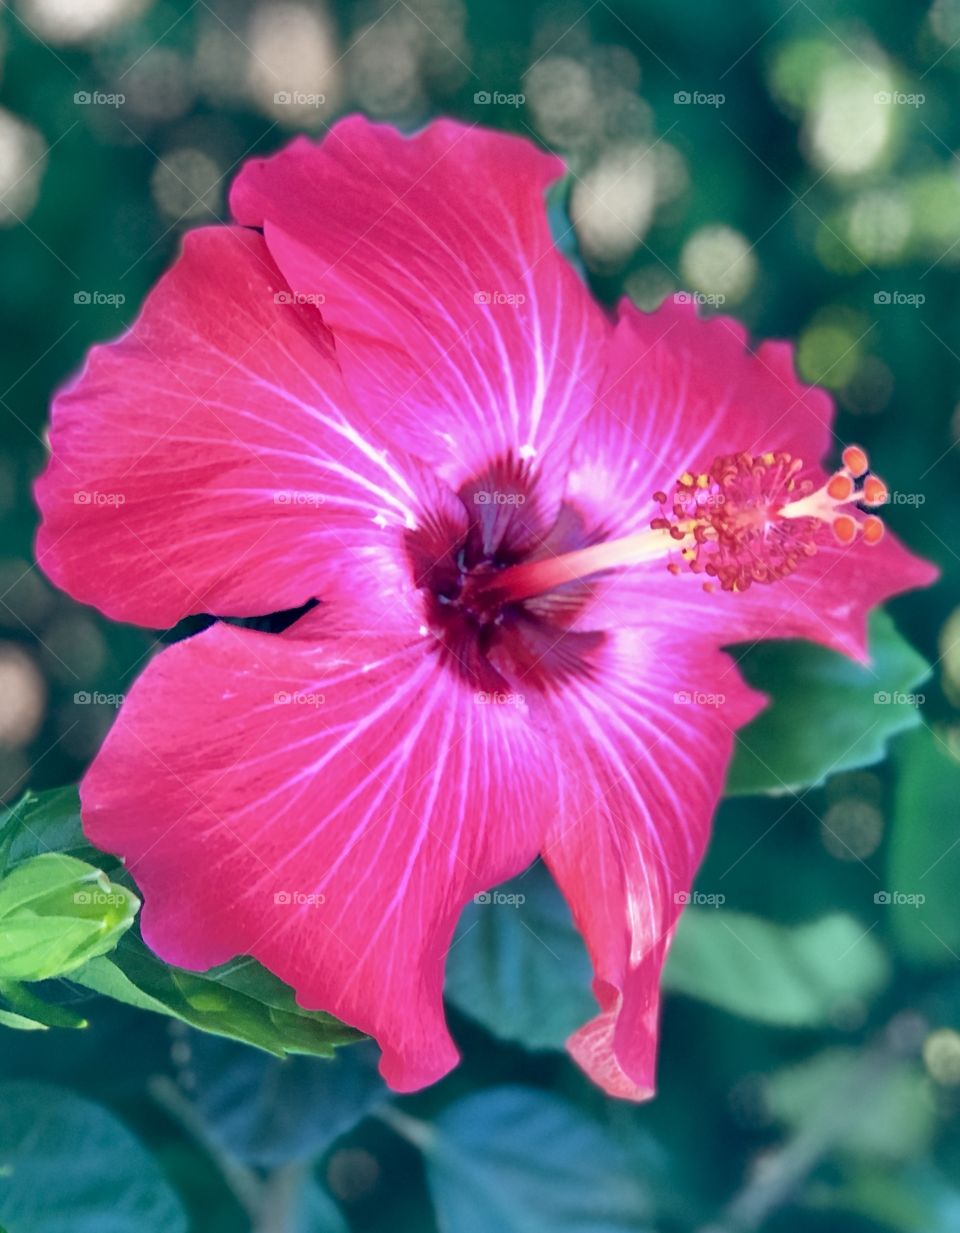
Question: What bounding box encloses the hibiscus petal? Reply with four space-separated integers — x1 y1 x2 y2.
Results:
230 117 609 497
564 299 937 656
80 619 553 1090
35 226 442 629
536 629 764 1099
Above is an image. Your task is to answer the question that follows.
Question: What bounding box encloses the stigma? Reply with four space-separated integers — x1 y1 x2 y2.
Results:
651 445 886 592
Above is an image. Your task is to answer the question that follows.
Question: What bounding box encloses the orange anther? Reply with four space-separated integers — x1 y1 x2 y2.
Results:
842 445 869 478
826 472 854 501
833 514 857 544
862 515 885 545
862 476 888 506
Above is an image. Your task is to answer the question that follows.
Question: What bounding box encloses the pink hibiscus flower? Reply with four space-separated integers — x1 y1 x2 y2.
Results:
35 117 934 1099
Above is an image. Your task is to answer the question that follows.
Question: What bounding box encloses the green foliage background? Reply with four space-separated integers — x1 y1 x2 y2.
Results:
0 0 959 1230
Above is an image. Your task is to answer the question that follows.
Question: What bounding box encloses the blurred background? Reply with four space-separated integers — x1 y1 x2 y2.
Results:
1 0 959 1230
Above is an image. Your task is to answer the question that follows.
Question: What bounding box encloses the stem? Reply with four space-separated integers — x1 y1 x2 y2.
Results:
150 1075 265 1224
704 1018 920 1233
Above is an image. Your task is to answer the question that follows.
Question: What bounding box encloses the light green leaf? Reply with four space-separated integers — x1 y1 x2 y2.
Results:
664 909 890 1026
0 1081 188 1233
764 1048 936 1162
727 610 930 796
887 726 960 965
0 854 138 982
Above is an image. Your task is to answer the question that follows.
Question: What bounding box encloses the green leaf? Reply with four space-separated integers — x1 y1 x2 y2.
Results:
663 909 890 1026
294 1174 350 1233
0 1080 188 1233
420 1087 654 1233
0 981 86 1031
0 854 138 982
72 936 364 1059
887 726 960 965
0 787 104 877
0 1008 48 1031
727 610 930 796
763 1048 936 1162
1 788 361 1057
444 863 594 1050
187 1035 386 1167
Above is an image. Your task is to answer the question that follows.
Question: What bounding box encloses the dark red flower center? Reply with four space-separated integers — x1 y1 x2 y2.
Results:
404 455 605 696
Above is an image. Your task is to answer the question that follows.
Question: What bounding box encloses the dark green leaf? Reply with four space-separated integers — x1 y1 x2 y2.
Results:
187 1035 386 1167
0 1080 188 1233
887 726 960 965
72 936 364 1059
444 863 594 1050
420 1087 654 1233
727 610 930 795
0 787 103 877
